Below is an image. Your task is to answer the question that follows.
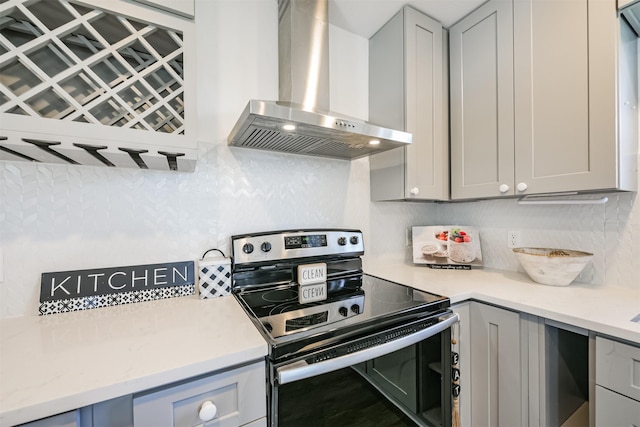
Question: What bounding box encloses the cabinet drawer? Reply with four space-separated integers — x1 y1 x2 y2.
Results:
596 336 640 401
595 385 640 425
133 361 266 427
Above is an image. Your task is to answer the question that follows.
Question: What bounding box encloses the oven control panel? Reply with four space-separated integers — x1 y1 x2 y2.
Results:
232 229 364 266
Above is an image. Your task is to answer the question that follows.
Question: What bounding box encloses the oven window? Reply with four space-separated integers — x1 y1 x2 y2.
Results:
274 331 451 427
277 366 417 426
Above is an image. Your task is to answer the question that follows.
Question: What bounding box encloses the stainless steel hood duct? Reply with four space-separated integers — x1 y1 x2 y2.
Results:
227 0 412 160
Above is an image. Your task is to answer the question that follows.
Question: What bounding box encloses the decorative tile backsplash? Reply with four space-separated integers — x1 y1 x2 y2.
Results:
2 150 638 318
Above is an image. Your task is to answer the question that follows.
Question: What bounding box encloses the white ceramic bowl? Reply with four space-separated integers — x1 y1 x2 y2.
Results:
513 247 593 286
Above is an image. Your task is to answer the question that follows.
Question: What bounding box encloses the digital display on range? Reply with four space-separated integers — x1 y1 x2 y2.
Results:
284 234 327 249
285 311 329 331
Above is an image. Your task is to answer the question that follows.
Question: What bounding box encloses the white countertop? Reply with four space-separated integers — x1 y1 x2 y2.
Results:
2 263 639 426
0 295 268 427
364 258 640 344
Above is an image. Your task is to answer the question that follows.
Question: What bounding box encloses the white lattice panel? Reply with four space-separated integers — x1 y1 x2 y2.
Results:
0 0 196 171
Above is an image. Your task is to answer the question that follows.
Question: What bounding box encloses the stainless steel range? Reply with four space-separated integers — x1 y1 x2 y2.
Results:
231 229 460 427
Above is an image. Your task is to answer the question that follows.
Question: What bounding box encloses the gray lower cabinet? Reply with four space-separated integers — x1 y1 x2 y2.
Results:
450 0 637 200
81 396 134 427
533 320 592 427
453 302 640 427
17 411 80 427
133 360 266 427
459 303 594 427
468 302 522 426
453 301 524 427
20 361 266 427
595 336 640 426
369 5 449 201
595 386 640 426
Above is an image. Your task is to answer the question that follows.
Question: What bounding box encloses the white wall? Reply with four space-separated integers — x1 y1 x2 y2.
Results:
0 0 637 319
0 0 435 319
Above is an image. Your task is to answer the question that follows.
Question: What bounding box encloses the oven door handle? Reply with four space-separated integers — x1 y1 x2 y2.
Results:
276 311 459 385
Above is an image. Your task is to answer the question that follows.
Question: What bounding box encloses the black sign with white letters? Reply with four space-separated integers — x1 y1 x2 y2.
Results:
40 261 195 303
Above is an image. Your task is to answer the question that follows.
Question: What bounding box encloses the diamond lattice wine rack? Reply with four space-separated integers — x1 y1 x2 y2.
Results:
0 0 197 171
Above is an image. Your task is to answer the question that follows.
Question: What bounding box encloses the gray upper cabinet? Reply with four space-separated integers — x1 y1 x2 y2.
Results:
450 0 514 200
369 6 449 201
450 0 638 200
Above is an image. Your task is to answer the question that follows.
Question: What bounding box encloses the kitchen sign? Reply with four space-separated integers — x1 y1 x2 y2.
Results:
39 261 195 315
298 263 327 304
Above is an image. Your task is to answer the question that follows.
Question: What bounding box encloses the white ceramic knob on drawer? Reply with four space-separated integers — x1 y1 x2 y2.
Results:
499 184 510 193
410 187 419 196
199 401 217 422
517 182 528 192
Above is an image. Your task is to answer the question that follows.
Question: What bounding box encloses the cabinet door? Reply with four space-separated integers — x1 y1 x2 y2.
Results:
470 302 522 426
513 0 618 194
595 386 640 426
450 0 515 200
18 411 79 427
369 7 447 201
404 8 447 201
91 395 134 427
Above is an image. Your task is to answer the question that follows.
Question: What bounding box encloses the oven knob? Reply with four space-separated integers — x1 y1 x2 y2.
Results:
242 243 254 254
263 322 273 332
339 306 348 317
350 236 359 245
351 304 360 314
338 237 347 246
261 241 272 252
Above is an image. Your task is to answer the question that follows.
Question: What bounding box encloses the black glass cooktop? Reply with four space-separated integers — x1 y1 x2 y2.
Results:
234 274 450 359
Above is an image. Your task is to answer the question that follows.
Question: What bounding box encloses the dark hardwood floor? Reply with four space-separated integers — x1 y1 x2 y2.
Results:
278 367 418 427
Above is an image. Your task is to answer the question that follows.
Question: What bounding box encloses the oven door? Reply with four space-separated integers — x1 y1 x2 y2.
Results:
270 311 459 427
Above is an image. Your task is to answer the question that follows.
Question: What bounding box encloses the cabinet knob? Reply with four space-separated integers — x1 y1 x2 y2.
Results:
199 400 218 422
410 187 419 196
517 182 528 192
499 184 510 193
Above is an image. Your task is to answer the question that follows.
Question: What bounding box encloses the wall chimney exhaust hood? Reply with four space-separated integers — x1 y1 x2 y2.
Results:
227 0 412 160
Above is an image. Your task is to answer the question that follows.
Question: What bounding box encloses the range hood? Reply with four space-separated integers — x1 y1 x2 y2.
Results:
227 0 412 160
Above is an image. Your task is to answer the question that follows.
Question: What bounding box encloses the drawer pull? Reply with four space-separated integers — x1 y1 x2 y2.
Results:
199 400 218 422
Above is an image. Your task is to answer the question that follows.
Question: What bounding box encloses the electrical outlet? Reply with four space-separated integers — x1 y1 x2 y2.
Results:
508 230 521 248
